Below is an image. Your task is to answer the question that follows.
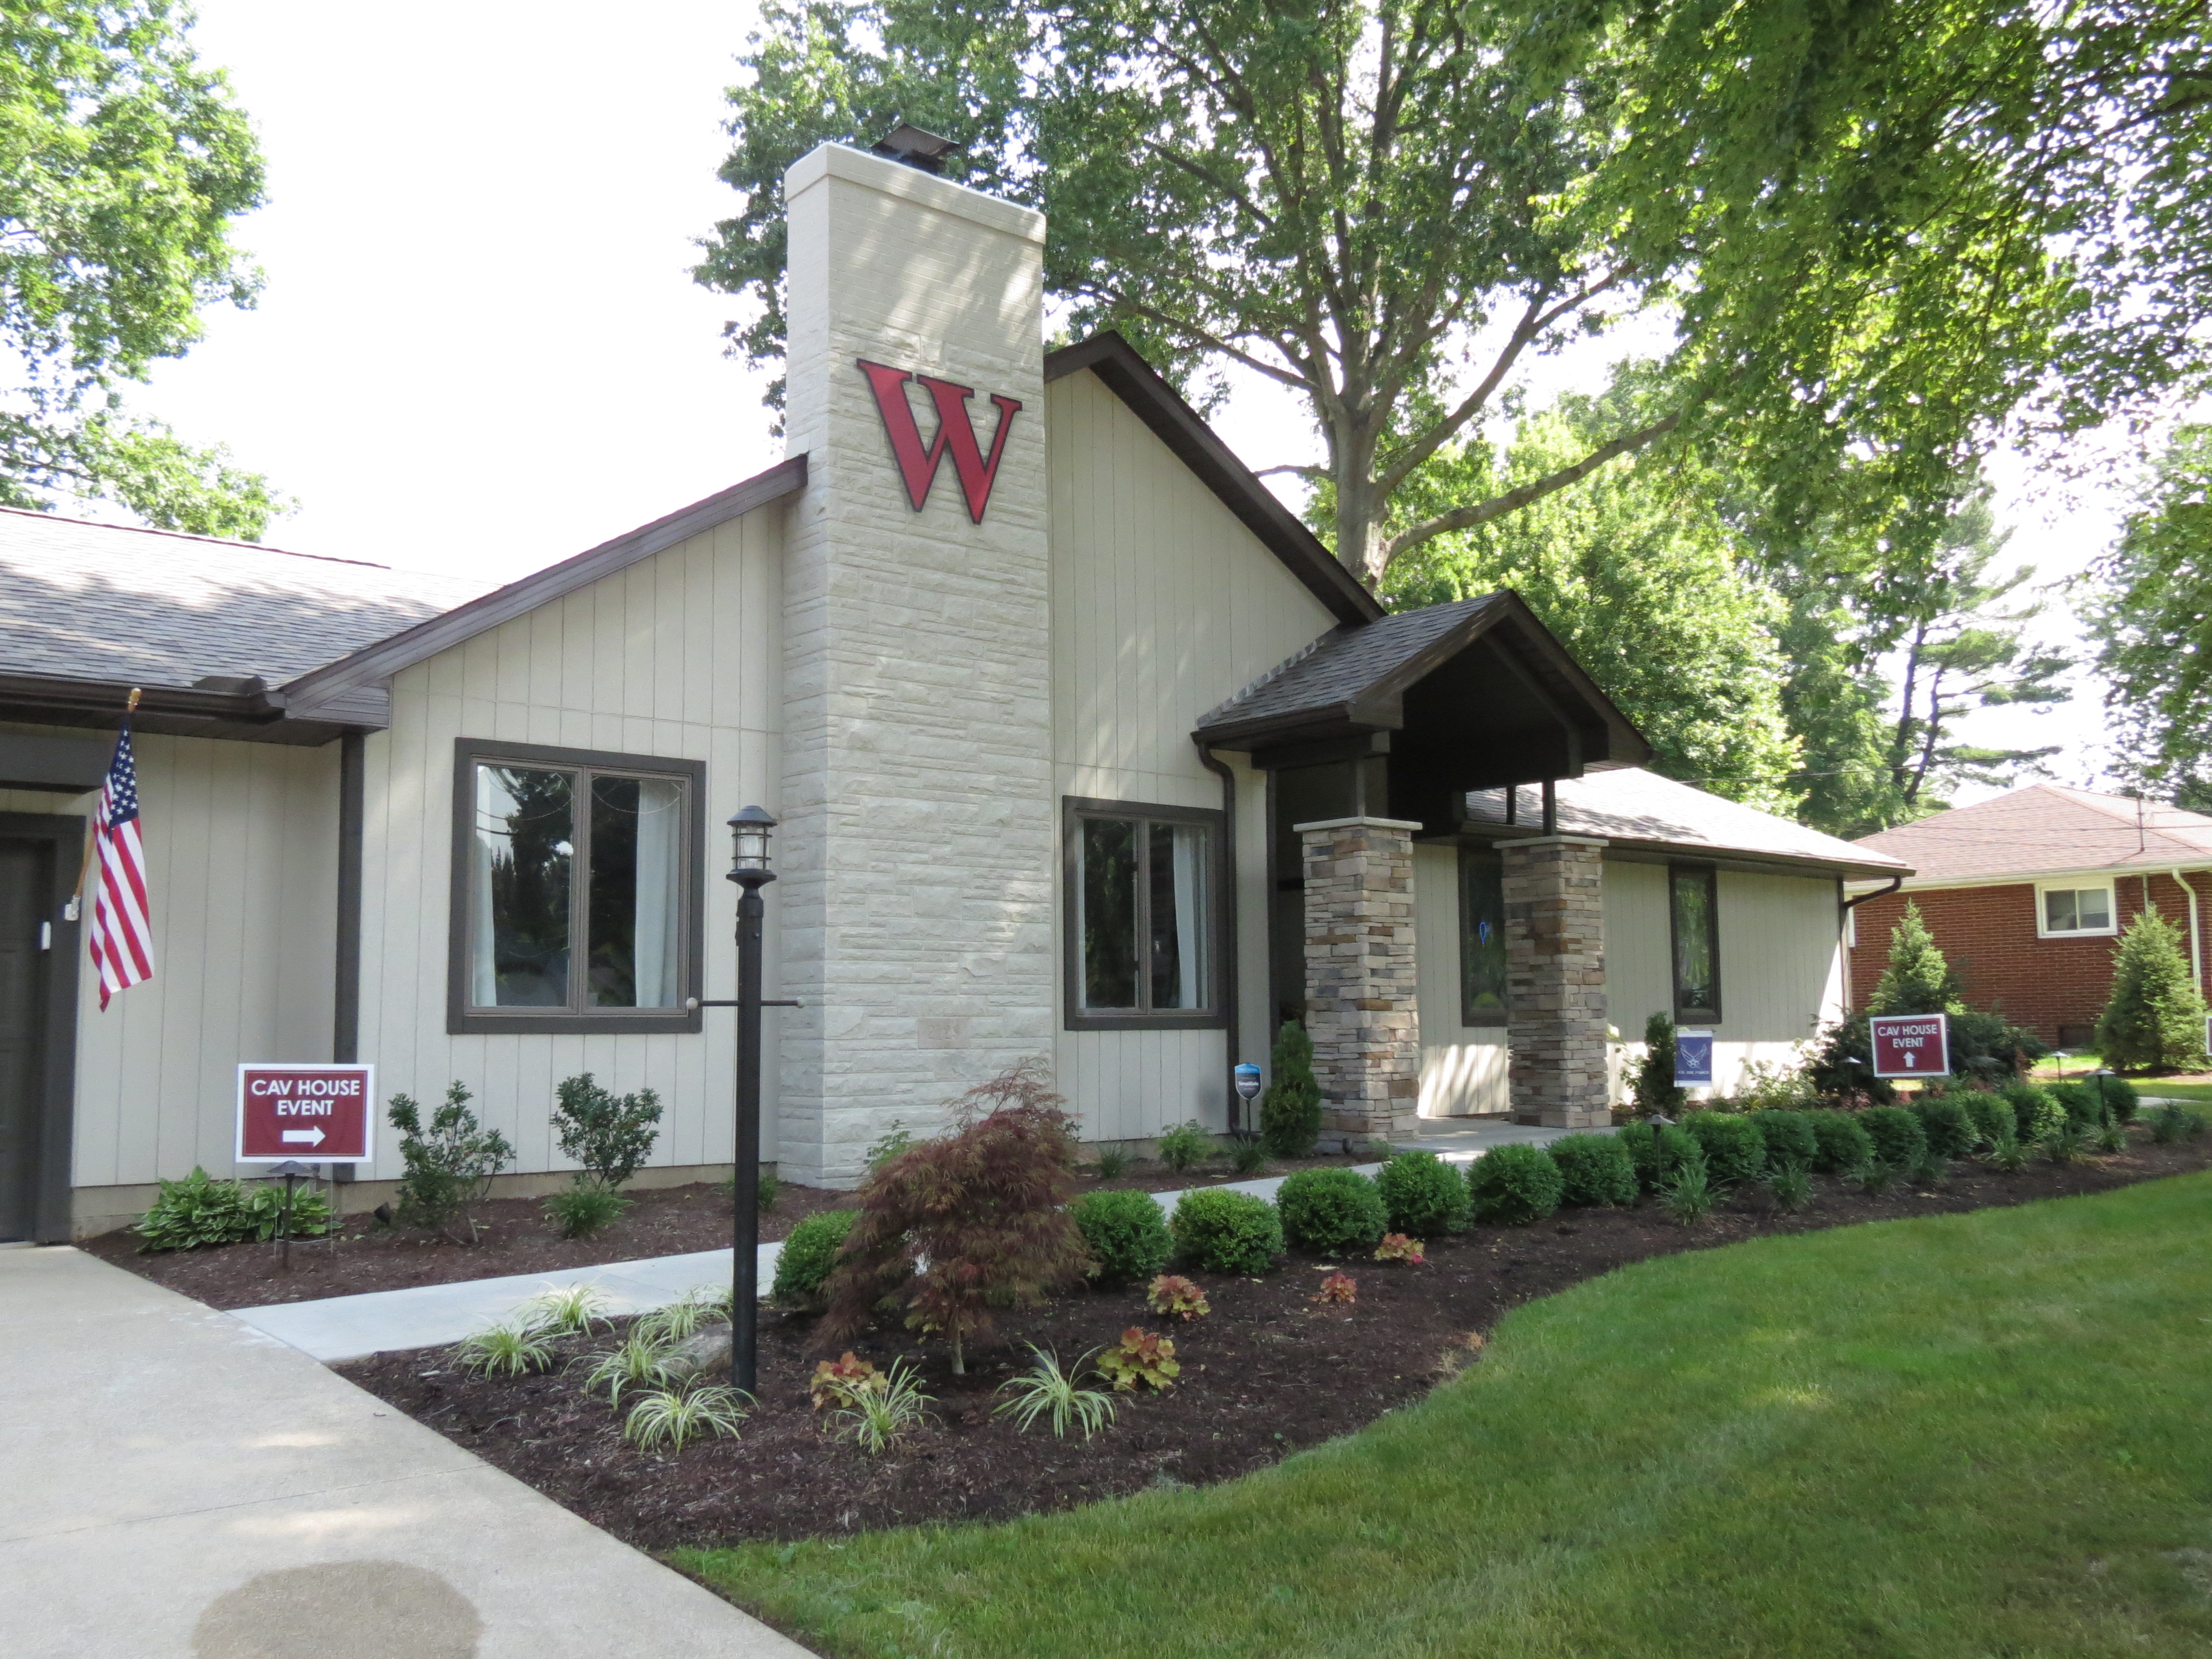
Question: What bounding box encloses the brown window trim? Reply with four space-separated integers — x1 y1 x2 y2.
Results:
448 738 706 1035
1062 795 1228 1032
1668 861 1722 1023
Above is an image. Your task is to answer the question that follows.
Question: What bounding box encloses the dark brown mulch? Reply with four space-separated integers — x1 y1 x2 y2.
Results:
78 1180 853 1310
338 1132 2212 1552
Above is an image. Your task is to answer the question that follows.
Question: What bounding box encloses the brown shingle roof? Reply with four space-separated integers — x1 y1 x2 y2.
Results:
1852 784 2212 885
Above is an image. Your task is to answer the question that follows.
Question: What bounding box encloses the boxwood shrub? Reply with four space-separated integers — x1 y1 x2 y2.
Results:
1276 1168 1389 1254
1808 1110 1875 1173
1910 1095 1976 1157
1618 1121 1702 1192
2002 1083 2067 1144
770 1208 857 1307
2092 1073 2140 1123
1170 1187 1283 1275
1071 1188 1173 1281
2046 1081 2112 1131
1747 1109 1819 1172
1682 1112 1766 1186
1376 1150 1472 1237
1467 1142 1564 1224
1959 1090 2012 1148
1860 1105 1928 1168
1546 1133 1637 1207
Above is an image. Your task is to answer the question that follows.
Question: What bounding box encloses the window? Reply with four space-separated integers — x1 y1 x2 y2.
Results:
1670 863 1721 1021
449 740 704 1034
1063 797 1223 1029
1458 845 1507 1025
2037 883 2116 938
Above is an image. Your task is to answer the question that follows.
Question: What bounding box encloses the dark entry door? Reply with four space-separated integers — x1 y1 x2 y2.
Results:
0 837 53 1240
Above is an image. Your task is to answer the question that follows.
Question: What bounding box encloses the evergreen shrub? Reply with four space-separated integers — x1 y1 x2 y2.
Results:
1960 1091 2011 1147
2002 1084 2067 1145
551 1072 662 1190
1546 1133 1637 1207
1467 1142 1564 1224
2047 1082 2103 1131
2093 1073 2141 1123
771 1208 858 1307
1618 1121 1701 1192
1748 1109 1819 1171
1376 1150 1472 1237
1258 1020 1323 1158
1170 1187 1283 1275
1860 1105 1928 1168
388 1081 515 1243
1808 1110 1875 1173
2096 910 2211 1071
1631 1011 1687 1116
1682 1111 1766 1186
1276 1168 1388 1254
1071 1188 1173 1281
1910 1095 1976 1158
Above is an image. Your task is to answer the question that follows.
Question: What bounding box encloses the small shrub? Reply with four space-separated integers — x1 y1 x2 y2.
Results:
1807 1110 1875 1174
2046 1082 2104 1131
1910 1096 1976 1159
1377 1150 1473 1237
2042 1121 2086 1165
1618 1121 1702 1191
1747 1110 1819 1172
865 1119 915 1172
1374 1233 1426 1264
1072 1188 1175 1281
2094 1117 2129 1153
1467 1142 1564 1225
770 1208 858 1307
2150 1103 2208 1143
582 1334 675 1408
634 1288 723 1345
1852 1157 1898 1197
388 1082 515 1243
1094 1326 1180 1392
809 1351 881 1411
830 1361 935 1453
1682 1112 1766 1186
2092 1073 2141 1124
133 1168 333 1253
1960 1091 2012 1149
1092 1146 1131 1180
1546 1134 1638 1208
1860 1106 1928 1168
1276 1167 1387 1254
1259 1019 1324 1158
1157 1119 1213 1173
1311 1270 1358 1306
551 1072 662 1191
2002 1084 2067 1146
1631 1011 1687 1116
1910 1146 1950 1186
1145 1274 1211 1321
1661 1154 1714 1224
518 1282 613 1337
1766 1160 1812 1213
542 1182 629 1240
455 1321 553 1378
1170 1187 1282 1275
1228 1136 1270 1176
1732 1058 1818 1110
994 1345 1119 1439
1983 1124 2031 1172
624 1383 749 1453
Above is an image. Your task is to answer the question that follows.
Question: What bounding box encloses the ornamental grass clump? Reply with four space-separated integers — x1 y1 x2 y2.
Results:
1807 1110 1875 1174
623 1383 749 1453
1747 1109 1819 1173
1682 1111 1766 1186
1276 1167 1388 1254
634 1287 725 1345
820 1062 1091 1375
1377 1150 1473 1236
1766 1160 1812 1213
1661 1150 1715 1224
1982 1123 2031 1172
1545 1133 1638 1208
582 1333 676 1408
769 1208 858 1310
1071 1188 1173 1282
1467 1142 1563 1225
1229 1136 1270 1175
994 1345 1118 1440
831 1361 936 1453
517 1282 613 1337
2149 1103 2208 1143
455 1321 554 1378
1170 1187 1283 1275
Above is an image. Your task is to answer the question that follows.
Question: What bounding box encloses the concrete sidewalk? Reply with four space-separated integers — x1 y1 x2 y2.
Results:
0 1246 811 1659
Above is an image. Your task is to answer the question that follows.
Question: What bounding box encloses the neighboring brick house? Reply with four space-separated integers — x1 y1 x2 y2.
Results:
1848 785 2212 1045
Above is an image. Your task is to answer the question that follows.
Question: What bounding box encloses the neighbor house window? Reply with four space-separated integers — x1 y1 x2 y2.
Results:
1458 845 1507 1025
2037 883 2116 938
449 740 704 1034
1670 863 1721 1021
1064 797 1223 1029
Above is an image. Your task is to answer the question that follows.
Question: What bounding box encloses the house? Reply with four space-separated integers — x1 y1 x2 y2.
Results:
1848 784 2212 1045
0 143 1900 1243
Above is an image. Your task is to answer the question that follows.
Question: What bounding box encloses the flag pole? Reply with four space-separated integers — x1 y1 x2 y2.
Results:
71 687 140 912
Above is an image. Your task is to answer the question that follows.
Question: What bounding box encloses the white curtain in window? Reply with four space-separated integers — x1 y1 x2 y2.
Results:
1172 823 1206 1009
470 766 506 1006
632 778 684 1006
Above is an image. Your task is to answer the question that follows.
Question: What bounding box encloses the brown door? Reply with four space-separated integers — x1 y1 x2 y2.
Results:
0 837 53 1240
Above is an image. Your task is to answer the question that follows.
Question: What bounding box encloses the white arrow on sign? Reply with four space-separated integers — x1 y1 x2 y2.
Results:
281 1127 325 1146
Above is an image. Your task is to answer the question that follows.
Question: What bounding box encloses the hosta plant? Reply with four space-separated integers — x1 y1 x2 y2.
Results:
581 1333 675 1408
993 1344 1119 1440
623 1383 750 1453
830 1360 935 1453
1145 1274 1211 1321
1373 1233 1426 1264
809 1351 882 1411
1311 1271 1358 1306
1094 1327 1180 1392
455 1321 554 1378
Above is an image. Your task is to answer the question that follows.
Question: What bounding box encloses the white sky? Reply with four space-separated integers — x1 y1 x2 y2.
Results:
130 0 2137 805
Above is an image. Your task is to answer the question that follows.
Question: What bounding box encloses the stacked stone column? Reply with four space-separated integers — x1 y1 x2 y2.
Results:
1501 835 1610 1128
1297 817 1422 1138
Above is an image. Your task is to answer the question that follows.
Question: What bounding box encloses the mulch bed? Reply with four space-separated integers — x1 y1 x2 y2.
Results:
337 1130 2212 1552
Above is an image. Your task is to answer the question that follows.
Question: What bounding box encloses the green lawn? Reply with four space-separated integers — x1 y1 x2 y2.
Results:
2140 1081 2212 1105
684 1175 2212 1658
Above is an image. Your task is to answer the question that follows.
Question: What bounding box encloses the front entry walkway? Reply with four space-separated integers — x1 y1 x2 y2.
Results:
0 1246 811 1659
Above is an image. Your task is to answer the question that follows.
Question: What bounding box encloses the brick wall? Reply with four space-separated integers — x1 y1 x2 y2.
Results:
1847 872 2210 1042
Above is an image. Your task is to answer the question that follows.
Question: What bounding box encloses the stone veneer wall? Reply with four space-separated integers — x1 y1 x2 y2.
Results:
1502 835 1611 1128
1298 816 1422 1138
776 145 1056 1186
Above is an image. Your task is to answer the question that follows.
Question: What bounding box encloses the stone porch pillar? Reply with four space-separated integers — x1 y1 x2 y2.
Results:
1297 816 1422 1139
1502 834 1610 1128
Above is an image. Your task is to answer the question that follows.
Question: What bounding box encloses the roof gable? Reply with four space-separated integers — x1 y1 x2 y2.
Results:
1855 782 2212 884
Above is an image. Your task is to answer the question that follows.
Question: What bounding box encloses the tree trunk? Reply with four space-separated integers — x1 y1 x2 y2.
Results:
1330 411 1385 587
951 1324 965 1377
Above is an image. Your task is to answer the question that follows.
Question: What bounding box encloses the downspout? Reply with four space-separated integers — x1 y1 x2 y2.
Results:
331 731 366 1189
1838 876 1904 1012
2170 868 2203 1003
1195 741 1243 1136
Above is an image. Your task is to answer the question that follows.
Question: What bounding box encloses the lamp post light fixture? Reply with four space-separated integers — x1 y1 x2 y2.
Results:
724 806 778 1397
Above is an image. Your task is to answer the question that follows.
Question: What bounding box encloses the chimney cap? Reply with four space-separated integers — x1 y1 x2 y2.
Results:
871 121 959 174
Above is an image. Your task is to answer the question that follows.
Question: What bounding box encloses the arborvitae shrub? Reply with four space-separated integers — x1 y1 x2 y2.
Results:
1170 1187 1283 1275
1276 1168 1389 1254
1808 1111 1875 1173
771 1208 858 1307
1258 1020 1323 1158
1376 1150 1473 1237
1618 1121 1701 1192
1960 1091 2011 1147
1911 1096 1976 1157
1860 1105 1928 1167
1748 1109 1819 1172
2096 909 2211 1071
1467 1142 1564 1224
1631 1011 1687 1115
1869 901 1964 1016
1682 1112 1766 1186
1547 1134 1637 1207
1071 1188 1172 1281
2002 1083 2067 1145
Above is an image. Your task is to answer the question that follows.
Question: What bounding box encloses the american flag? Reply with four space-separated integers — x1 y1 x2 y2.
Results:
89 719 154 1009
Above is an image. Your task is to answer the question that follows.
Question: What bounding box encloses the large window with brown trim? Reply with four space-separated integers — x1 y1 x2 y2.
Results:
1458 844 1507 1026
1669 863 1721 1022
1063 797 1224 1030
449 740 705 1034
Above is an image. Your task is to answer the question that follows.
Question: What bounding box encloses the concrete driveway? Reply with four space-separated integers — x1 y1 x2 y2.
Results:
0 1245 812 1659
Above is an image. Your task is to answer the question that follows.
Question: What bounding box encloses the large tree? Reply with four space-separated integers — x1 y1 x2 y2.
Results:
700 0 2211 589
1 1 277 537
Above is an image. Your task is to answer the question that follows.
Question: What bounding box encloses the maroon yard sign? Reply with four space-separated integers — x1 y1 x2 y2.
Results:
1868 1013 1949 1081
236 1063 374 1163
856 358 1022 522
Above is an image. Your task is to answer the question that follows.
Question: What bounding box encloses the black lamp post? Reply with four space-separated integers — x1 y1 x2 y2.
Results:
725 805 777 1397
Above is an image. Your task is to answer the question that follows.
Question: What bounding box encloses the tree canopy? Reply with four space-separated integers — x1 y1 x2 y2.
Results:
1 1 277 536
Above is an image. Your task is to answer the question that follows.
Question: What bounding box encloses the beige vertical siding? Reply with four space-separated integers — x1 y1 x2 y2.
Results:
1412 842 1506 1115
357 505 785 1179
1046 369 1339 1142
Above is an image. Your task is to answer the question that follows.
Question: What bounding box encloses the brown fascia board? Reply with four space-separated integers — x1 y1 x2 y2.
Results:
1044 333 1382 629
278 455 809 712
0 671 281 726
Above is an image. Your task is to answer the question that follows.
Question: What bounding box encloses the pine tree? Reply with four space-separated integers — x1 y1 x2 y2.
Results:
1869 901 1965 1015
1259 1020 1323 1158
2095 910 2211 1072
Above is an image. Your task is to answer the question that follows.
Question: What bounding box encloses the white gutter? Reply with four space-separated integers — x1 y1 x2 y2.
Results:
2174 868 2205 999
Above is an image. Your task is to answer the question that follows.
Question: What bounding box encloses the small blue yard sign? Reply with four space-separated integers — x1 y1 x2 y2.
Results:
1674 1028 1715 1087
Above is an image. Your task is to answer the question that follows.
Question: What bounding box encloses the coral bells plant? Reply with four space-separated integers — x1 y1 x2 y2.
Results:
1094 1327 1180 1392
1145 1274 1211 1321
808 1352 881 1412
1311 1271 1358 1306
819 1061 1091 1375
1373 1233 1425 1265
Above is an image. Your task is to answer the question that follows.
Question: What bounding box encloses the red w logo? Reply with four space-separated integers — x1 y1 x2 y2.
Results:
856 359 1024 523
